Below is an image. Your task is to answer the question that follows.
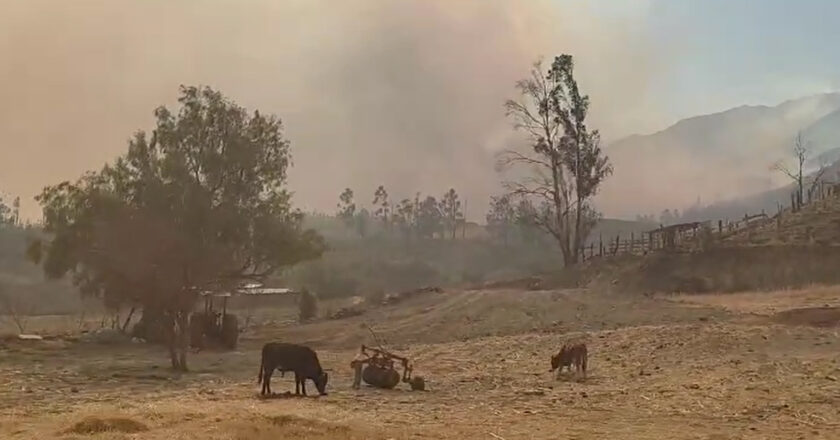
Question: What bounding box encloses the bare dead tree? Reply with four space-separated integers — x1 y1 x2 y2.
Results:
772 132 809 206
497 55 612 266
807 160 830 203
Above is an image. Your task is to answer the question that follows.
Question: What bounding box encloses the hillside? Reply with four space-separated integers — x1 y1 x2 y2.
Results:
600 93 840 218
804 107 840 164
683 152 840 223
574 191 840 295
722 192 840 246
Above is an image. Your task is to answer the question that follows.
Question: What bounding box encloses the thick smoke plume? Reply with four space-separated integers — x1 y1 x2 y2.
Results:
2 0 667 220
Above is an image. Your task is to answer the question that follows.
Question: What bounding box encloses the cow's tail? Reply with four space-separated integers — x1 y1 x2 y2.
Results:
258 351 265 385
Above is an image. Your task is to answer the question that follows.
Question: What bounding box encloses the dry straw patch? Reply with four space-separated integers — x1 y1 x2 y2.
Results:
3 287 840 439
64 416 148 434
669 285 840 316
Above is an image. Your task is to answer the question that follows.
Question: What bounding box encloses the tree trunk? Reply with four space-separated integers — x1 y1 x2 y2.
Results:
176 312 190 371
573 202 582 264
556 208 572 267
573 137 583 264
166 311 189 372
167 313 179 370
798 173 803 208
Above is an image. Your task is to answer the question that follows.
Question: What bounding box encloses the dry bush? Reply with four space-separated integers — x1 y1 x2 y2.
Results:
223 414 386 440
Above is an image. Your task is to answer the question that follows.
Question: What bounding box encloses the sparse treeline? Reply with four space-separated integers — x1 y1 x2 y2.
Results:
636 208 685 226
329 53 614 266
0 193 21 227
334 186 465 243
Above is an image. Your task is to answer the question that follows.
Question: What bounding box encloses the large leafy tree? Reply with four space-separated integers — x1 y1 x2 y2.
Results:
30 86 325 370
499 55 612 265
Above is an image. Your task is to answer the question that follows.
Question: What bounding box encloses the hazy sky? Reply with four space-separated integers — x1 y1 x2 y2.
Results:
1 0 839 221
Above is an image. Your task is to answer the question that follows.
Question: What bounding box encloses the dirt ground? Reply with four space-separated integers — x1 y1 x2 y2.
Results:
1 286 839 439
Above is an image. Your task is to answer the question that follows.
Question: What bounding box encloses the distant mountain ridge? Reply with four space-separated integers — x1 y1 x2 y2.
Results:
600 93 840 221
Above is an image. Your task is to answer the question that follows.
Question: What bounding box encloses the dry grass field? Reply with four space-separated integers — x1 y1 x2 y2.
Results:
1 286 839 439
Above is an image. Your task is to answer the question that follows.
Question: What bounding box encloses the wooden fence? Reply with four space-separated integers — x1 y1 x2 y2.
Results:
580 181 840 262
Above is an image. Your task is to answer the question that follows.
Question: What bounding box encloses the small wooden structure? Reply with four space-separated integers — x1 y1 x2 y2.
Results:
647 221 705 251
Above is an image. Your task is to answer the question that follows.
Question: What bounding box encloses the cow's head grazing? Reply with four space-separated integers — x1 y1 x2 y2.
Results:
314 370 329 395
550 346 567 372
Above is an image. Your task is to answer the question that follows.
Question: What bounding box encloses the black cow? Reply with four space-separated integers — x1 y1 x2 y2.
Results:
258 342 328 396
